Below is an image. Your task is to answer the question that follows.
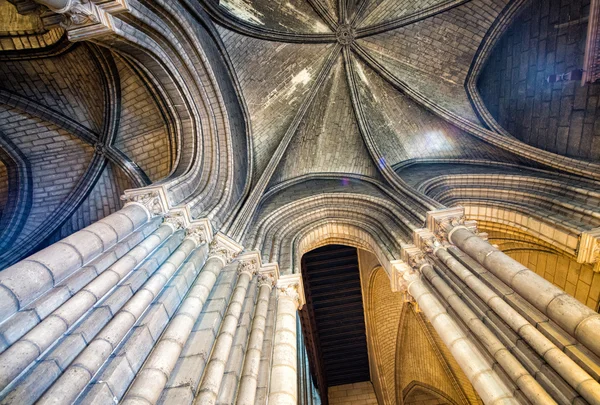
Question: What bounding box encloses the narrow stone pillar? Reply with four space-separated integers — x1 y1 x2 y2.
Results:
0 221 172 392
268 274 305 405
37 219 199 404
433 245 600 404
446 224 600 359
396 260 518 405
237 272 275 405
419 259 556 405
120 235 235 405
194 259 257 405
0 203 149 323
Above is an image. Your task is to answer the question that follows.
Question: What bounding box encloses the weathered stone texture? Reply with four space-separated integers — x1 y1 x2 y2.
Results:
0 107 93 246
218 0 331 33
352 57 519 166
217 26 334 179
271 55 380 185
359 0 451 28
114 54 172 182
478 0 600 161
44 163 130 244
0 43 105 133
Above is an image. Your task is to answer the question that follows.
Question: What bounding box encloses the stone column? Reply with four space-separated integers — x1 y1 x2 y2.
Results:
0 203 150 323
427 208 600 359
236 271 275 405
194 259 257 405
395 258 519 405
0 221 172 392
419 258 555 405
120 234 238 405
432 245 600 404
268 274 305 405
446 224 600 360
37 216 202 404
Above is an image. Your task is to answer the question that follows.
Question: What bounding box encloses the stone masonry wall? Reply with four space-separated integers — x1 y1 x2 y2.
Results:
478 0 600 161
328 382 379 405
114 54 172 182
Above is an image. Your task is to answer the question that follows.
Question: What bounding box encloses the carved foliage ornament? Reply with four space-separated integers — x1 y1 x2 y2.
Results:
208 239 238 264
238 259 259 276
57 0 101 29
185 227 207 246
278 282 301 305
121 191 164 217
257 272 276 288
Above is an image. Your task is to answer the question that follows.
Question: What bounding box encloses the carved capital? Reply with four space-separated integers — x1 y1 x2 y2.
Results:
53 0 115 41
121 190 166 218
577 228 600 272
391 257 422 292
426 207 484 243
164 211 185 231
185 226 207 246
276 274 305 309
401 244 426 269
238 259 259 277
208 233 243 265
257 272 276 289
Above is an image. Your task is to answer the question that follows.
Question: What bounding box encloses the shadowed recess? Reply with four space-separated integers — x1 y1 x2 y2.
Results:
300 244 370 388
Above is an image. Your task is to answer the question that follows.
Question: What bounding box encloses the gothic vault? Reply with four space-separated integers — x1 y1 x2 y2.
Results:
0 0 600 404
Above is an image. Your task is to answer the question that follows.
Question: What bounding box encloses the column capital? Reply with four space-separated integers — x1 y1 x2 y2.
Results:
238 258 259 277
426 207 466 234
208 233 243 265
164 211 186 231
121 188 169 219
36 0 130 41
276 274 305 310
577 228 600 272
390 258 421 312
426 207 481 243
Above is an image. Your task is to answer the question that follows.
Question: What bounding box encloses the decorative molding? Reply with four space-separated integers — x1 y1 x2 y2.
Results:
577 228 600 272
208 232 243 265
238 258 259 277
185 225 207 246
426 207 465 234
390 259 413 293
164 211 186 231
121 189 168 219
237 250 280 286
277 273 306 309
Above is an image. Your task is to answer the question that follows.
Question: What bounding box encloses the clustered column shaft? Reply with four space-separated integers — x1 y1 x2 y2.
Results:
420 259 556 405
447 225 600 358
401 267 519 405
268 281 302 405
433 246 600 404
194 262 255 405
122 253 228 404
236 275 274 405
